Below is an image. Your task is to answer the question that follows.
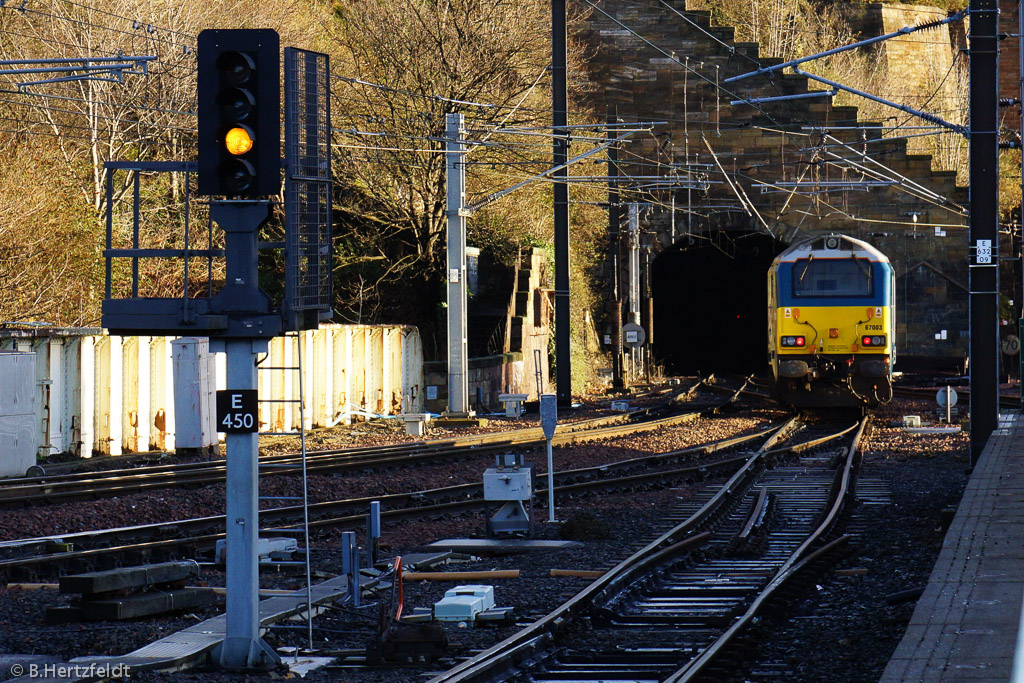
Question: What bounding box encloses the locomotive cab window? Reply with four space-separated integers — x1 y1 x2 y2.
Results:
793 257 873 298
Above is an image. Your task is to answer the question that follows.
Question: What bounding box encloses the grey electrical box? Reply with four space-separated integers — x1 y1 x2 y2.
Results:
482 453 533 537
483 468 532 501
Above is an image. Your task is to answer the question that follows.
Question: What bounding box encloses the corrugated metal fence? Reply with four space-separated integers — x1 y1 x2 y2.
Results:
0 324 423 459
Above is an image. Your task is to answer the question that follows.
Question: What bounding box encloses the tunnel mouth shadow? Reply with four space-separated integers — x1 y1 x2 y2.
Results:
652 232 785 376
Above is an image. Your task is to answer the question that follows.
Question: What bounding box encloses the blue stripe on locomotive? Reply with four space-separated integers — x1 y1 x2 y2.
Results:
775 261 893 307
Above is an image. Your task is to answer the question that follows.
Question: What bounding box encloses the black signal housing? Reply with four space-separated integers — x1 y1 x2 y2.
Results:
197 29 280 197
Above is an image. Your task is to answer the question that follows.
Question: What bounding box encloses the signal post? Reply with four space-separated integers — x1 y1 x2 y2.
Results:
197 29 283 668
101 28 333 671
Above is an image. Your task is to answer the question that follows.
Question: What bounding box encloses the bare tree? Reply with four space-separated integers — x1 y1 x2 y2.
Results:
327 0 557 318
0 0 330 324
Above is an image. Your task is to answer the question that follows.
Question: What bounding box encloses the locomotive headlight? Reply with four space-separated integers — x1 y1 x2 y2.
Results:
781 336 806 347
861 335 886 347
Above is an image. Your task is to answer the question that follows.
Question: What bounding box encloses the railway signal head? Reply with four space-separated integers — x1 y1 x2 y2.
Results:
197 29 280 197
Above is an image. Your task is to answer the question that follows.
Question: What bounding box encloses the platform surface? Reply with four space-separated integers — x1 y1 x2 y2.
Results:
881 413 1024 682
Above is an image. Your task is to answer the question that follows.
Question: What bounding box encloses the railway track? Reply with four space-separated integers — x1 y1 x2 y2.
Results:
0 413 784 582
0 378 748 507
425 415 866 683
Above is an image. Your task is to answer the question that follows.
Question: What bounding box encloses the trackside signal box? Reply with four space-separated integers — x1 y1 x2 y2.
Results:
197 29 280 198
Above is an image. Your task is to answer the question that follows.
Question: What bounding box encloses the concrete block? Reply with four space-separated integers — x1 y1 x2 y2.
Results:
59 561 199 596
83 587 217 621
398 413 431 436
497 393 529 418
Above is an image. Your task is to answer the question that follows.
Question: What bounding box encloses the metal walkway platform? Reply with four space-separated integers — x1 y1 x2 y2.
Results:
8 575 349 682
881 413 1024 682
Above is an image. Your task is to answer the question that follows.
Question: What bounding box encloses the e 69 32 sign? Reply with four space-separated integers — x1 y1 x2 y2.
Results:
216 390 259 433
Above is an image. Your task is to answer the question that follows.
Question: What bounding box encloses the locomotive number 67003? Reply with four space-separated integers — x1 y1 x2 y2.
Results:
767 234 895 409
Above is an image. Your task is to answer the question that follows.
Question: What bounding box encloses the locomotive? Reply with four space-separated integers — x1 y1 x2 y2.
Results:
768 234 895 408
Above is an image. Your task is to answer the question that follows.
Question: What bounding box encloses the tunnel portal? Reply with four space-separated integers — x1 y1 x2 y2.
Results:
652 232 785 376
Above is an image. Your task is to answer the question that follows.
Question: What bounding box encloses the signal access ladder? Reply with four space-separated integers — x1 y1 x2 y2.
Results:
255 330 315 651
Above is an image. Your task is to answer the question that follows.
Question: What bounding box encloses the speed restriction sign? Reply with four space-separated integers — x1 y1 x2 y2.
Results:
1002 335 1020 356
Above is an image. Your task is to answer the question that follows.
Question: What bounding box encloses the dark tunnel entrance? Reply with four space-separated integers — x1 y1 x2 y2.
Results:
652 232 785 376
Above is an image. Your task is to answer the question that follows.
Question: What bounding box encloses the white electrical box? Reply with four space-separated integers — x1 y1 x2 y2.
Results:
172 337 218 450
434 585 496 622
483 468 532 501
0 351 36 477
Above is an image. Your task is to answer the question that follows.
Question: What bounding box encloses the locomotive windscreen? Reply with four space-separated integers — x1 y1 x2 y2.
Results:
792 258 874 298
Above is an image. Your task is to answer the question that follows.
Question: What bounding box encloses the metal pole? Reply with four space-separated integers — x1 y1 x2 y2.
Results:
341 531 359 607
209 200 276 670
368 500 381 567
724 10 967 84
607 107 625 390
969 0 1000 463
627 204 641 383
219 339 277 669
540 394 558 522
546 438 555 522
643 240 653 379
628 204 641 324
445 112 469 416
552 0 571 407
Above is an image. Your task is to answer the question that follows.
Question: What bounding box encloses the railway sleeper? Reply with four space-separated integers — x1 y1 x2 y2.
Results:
643 585 758 597
687 543 853 680
549 651 689 666
591 607 739 628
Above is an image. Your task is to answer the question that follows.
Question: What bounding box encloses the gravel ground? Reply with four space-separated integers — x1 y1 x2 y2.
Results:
0 392 970 682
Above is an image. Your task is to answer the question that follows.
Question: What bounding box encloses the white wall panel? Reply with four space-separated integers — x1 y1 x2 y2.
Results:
80 336 95 458
149 337 169 451
0 325 422 462
47 338 65 455
94 336 112 455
